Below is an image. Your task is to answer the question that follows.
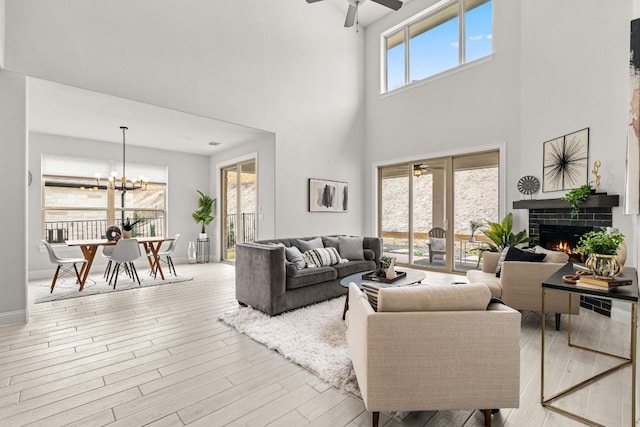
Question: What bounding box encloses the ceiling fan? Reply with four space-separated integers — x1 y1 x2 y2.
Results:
306 0 403 28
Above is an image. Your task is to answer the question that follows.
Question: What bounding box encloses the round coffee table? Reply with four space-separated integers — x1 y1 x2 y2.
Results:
340 268 427 319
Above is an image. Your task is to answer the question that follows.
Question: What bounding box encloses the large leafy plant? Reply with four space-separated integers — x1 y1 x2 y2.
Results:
481 213 530 252
576 228 624 256
192 190 215 233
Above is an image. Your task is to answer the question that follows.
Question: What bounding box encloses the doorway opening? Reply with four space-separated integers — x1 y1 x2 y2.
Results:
221 159 257 262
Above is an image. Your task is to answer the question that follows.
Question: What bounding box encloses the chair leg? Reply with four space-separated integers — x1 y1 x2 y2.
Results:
372 412 379 427
50 265 62 293
555 313 561 331
111 264 120 289
103 260 112 279
168 256 176 276
130 263 141 285
482 409 492 427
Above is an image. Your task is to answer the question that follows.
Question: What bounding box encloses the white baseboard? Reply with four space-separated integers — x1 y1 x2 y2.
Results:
0 309 26 325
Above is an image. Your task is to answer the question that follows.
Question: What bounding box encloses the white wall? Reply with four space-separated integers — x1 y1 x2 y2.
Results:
4 0 368 238
519 1 634 265
28 132 211 278
363 0 522 234
0 70 27 324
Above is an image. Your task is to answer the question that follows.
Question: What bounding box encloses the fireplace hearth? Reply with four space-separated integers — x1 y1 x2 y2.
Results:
538 224 593 263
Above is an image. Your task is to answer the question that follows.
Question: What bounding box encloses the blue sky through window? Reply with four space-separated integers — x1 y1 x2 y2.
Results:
385 1 492 91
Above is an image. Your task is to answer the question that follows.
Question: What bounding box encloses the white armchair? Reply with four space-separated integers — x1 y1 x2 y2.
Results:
345 282 521 427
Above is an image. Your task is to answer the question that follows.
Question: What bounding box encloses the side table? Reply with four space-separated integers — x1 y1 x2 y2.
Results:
196 238 210 263
541 263 638 426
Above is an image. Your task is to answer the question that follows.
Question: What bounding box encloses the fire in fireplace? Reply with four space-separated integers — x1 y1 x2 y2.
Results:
538 224 594 263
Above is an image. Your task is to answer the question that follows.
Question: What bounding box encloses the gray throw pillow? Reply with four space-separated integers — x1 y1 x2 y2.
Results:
322 236 339 249
285 246 306 269
430 237 445 251
297 237 324 253
338 236 364 260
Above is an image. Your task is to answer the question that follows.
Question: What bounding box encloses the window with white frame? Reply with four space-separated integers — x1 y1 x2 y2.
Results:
383 0 492 93
41 154 167 242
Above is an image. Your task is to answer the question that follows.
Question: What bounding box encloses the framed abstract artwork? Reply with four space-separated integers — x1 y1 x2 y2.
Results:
542 128 589 192
308 178 348 212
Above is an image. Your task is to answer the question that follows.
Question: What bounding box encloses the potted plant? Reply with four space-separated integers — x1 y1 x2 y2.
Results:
469 220 483 242
192 189 215 239
561 183 592 218
481 213 530 252
121 217 143 239
576 227 624 279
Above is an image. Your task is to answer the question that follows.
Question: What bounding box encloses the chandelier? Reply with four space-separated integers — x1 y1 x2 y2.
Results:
104 126 149 191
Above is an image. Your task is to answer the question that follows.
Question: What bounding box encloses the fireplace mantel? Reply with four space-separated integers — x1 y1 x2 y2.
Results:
512 194 619 210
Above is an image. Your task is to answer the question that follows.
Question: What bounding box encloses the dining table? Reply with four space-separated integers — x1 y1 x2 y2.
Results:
65 236 175 290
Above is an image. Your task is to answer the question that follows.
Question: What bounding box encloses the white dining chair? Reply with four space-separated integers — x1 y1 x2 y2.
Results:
102 244 115 279
41 240 87 293
108 238 142 289
149 234 180 278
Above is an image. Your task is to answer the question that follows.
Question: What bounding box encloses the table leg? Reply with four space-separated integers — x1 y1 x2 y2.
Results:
78 245 99 291
144 242 165 280
342 291 350 320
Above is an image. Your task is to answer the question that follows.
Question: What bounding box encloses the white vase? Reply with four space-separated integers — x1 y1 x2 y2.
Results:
385 257 397 280
198 233 208 240
187 242 197 264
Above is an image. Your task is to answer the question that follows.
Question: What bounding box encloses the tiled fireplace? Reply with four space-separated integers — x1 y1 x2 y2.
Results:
513 193 619 317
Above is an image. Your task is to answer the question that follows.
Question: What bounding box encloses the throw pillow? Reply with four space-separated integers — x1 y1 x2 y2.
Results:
430 237 445 251
338 236 364 260
361 282 381 311
322 236 339 249
494 246 510 277
534 245 569 263
496 246 546 277
303 247 346 267
297 237 324 253
285 246 306 269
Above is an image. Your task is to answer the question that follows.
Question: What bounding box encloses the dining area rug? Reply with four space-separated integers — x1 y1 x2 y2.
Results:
34 273 193 303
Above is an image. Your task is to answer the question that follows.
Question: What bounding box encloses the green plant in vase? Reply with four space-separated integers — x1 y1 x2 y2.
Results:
192 189 215 238
561 183 592 218
576 227 624 279
469 220 483 242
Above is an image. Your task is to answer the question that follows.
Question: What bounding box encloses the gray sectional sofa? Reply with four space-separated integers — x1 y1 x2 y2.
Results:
235 235 382 315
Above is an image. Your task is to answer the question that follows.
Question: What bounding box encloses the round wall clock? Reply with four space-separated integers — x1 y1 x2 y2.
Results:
517 176 540 195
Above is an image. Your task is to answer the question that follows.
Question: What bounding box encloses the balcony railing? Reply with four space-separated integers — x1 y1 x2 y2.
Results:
225 213 256 250
45 218 166 242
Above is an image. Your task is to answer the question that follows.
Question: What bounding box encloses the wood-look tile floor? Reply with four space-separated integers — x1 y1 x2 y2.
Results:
0 262 636 426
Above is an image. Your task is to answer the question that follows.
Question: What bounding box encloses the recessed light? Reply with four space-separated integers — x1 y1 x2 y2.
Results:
208 141 222 146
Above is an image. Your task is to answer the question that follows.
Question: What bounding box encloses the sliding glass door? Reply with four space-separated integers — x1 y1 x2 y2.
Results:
221 159 257 262
378 150 498 273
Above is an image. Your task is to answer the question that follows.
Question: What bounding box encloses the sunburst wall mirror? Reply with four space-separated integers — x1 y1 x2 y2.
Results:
542 128 589 192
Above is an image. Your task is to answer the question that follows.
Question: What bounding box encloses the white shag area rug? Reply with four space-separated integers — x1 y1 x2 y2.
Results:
219 296 362 398
34 274 193 303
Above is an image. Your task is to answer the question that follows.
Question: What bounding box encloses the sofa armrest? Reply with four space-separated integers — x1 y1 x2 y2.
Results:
363 237 382 265
235 242 287 312
346 283 520 412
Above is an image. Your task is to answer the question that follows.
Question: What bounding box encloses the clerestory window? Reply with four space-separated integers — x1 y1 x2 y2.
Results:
382 0 492 93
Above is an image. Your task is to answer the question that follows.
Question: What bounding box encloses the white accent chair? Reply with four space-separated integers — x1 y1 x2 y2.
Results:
150 233 179 278
41 240 87 293
108 239 142 289
345 282 521 427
